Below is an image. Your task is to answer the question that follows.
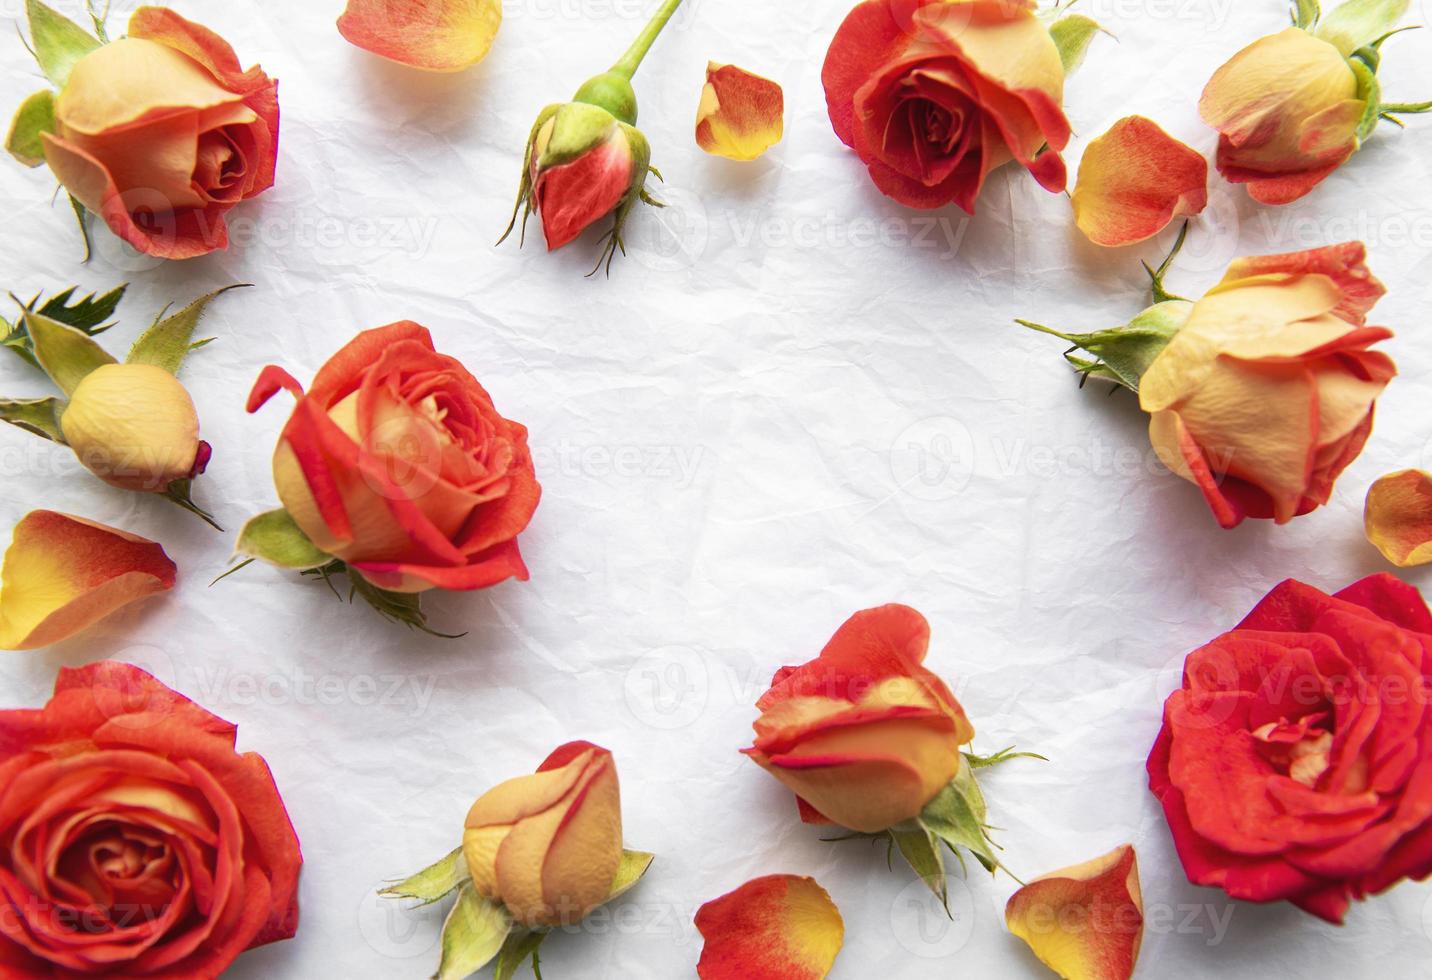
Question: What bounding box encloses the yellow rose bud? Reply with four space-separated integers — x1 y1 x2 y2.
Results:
60 364 203 492
461 742 622 928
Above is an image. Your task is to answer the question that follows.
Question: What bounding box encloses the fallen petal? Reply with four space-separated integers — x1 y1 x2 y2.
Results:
0 511 176 650
1072 117 1207 247
696 63 784 161
1006 844 1143 980
1366 469 1432 567
338 0 501 72
696 874 843 980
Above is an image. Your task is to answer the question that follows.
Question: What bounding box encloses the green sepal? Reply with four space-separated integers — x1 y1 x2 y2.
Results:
6 90 55 167
590 123 652 277
436 883 513 980
890 824 949 907
126 284 244 374
1017 300 1191 393
162 480 222 532
235 509 333 570
22 308 115 395
498 103 562 249
1350 52 1384 143
1049 14 1102 74
301 560 465 638
380 848 471 907
1293 0 1321 30
0 396 67 443
1316 0 1410 56
3 284 124 369
918 764 1000 875
964 746 1049 769
69 194 92 262
493 931 548 980
25 0 102 88
605 849 655 904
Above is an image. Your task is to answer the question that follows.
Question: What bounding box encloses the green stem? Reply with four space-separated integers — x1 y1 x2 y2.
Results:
610 0 686 79
1381 101 1432 114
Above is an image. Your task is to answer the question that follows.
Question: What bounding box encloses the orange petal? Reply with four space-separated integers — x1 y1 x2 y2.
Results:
1366 469 1432 567
0 511 176 651
337 0 501 72
696 875 844 980
1006 844 1143 980
696 63 784 161
1072 116 1208 247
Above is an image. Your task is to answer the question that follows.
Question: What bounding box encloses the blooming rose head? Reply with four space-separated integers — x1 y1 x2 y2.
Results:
1149 574 1432 924
743 604 975 833
247 321 540 594
0 661 302 973
821 0 1071 211
38 7 279 259
1139 242 1395 528
60 364 208 492
1200 27 1364 205
462 741 622 927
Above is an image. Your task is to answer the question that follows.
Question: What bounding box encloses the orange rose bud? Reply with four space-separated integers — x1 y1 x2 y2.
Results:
0 511 176 650
696 63 783 161
1200 27 1363 205
462 741 623 927
743 605 975 834
1006 845 1143 980
696 875 844 980
1072 116 1207 247
60 363 206 492
338 0 501 72
1365 469 1432 567
39 7 279 258
1140 242 1395 528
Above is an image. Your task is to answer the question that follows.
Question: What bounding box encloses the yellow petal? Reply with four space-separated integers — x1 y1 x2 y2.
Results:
338 0 501 72
696 875 844 980
696 63 784 161
56 38 241 136
0 512 176 651
1366 469 1432 567
1006 844 1143 980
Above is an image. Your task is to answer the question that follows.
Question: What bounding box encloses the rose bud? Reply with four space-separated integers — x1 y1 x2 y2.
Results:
462 741 623 927
60 363 207 492
14 6 279 258
1021 238 1394 528
1149 574 1432 923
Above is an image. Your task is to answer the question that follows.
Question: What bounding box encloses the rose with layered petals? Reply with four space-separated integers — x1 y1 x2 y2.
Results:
743 605 975 834
0 662 301 976
39 7 279 259
1200 27 1363 206
1140 242 1395 528
821 0 1071 212
462 741 622 927
1149 574 1432 924
247 321 540 594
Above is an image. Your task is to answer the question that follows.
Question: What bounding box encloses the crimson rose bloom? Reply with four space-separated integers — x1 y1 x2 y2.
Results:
0 663 301 976
1148 574 1432 923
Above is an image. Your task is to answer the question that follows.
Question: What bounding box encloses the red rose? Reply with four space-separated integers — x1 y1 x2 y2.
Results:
1148 574 1432 923
821 0 1071 211
0 662 302 976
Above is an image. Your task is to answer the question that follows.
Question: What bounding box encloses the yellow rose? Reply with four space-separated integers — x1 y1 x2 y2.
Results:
60 363 206 492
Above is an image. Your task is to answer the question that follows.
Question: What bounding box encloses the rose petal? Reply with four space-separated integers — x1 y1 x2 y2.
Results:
1006 845 1144 980
696 875 844 980
1072 116 1208 247
338 0 501 72
1365 470 1432 567
0 512 176 651
696 63 784 161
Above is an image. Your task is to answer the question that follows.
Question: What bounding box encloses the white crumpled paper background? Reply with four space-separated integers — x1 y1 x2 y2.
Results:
3 0 1432 976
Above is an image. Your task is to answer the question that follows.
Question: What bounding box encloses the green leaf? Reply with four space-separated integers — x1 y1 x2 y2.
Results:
26 0 102 88
604 849 655 904
1350 54 1384 142
919 765 999 875
1293 0 1321 29
33 283 125 332
493 931 548 980
23 308 115 395
0 396 67 442
1316 0 1410 55
436 884 512 980
1049 14 1102 74
380 848 470 907
1017 300 1191 393
891 825 948 906
235 509 332 570
126 284 244 374
6 90 55 167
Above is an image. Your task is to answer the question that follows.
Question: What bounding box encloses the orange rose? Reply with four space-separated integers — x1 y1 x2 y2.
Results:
821 0 1071 211
1140 243 1395 528
462 742 622 927
743 605 974 833
39 7 279 258
247 321 540 594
